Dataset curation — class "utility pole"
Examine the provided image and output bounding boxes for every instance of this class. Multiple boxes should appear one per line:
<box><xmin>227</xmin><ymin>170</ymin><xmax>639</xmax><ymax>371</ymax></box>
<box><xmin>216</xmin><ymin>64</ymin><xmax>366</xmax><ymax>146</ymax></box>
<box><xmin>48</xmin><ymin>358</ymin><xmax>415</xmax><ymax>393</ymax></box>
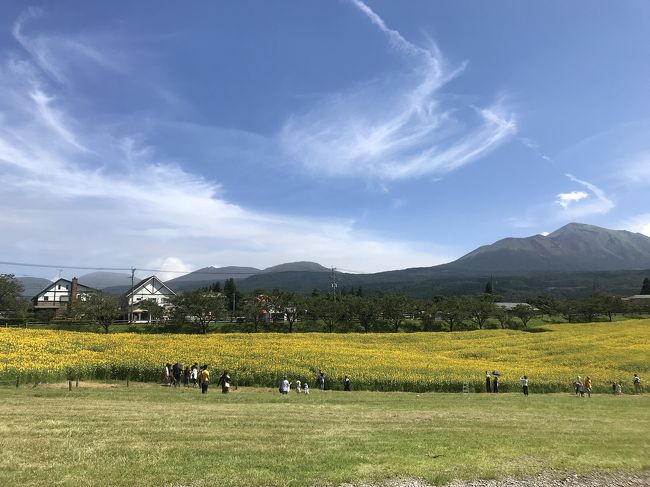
<box><xmin>129</xmin><ymin>267</ymin><xmax>135</xmax><ymax>324</ymax></box>
<box><xmin>232</xmin><ymin>290</ymin><xmax>236</xmax><ymax>322</ymax></box>
<box><xmin>330</xmin><ymin>267</ymin><xmax>338</xmax><ymax>299</ymax></box>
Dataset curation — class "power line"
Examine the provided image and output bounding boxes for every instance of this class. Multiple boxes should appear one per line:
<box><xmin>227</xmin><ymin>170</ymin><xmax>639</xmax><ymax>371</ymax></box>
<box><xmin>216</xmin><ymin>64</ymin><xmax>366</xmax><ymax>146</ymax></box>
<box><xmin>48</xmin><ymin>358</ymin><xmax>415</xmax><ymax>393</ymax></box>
<box><xmin>0</xmin><ymin>260</ymin><xmax>355</xmax><ymax>277</ymax></box>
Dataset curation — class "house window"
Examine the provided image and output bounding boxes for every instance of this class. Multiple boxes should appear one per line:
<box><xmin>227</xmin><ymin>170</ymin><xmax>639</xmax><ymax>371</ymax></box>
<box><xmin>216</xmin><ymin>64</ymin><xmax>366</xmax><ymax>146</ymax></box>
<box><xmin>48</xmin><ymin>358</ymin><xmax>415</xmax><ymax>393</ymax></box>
<box><xmin>137</xmin><ymin>297</ymin><xmax>142</xmax><ymax>301</ymax></box>
<box><xmin>43</xmin><ymin>296</ymin><xmax>49</xmax><ymax>301</ymax></box>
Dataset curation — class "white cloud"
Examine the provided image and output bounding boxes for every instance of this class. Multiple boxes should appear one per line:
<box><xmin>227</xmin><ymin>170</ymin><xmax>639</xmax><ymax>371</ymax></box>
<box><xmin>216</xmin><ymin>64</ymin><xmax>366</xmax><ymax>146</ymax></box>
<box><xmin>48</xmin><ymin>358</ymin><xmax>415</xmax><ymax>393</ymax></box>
<box><xmin>0</xmin><ymin>12</ymin><xmax>457</xmax><ymax>274</ymax></box>
<box><xmin>554</xmin><ymin>174</ymin><xmax>614</xmax><ymax>217</ymax></box>
<box><xmin>556</xmin><ymin>190</ymin><xmax>588</xmax><ymax>209</ymax></box>
<box><xmin>279</xmin><ymin>0</ymin><xmax>516</xmax><ymax>181</ymax></box>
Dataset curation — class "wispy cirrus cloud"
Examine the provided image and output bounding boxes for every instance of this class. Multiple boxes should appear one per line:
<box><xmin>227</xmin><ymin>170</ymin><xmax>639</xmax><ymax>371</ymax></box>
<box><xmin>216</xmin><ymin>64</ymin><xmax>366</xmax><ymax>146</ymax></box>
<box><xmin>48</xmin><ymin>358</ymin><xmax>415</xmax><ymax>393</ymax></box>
<box><xmin>279</xmin><ymin>0</ymin><xmax>516</xmax><ymax>181</ymax></box>
<box><xmin>0</xmin><ymin>8</ymin><xmax>457</xmax><ymax>274</ymax></box>
<box><xmin>12</xmin><ymin>7</ymin><xmax>123</xmax><ymax>83</ymax></box>
<box><xmin>555</xmin><ymin>173</ymin><xmax>614</xmax><ymax>217</ymax></box>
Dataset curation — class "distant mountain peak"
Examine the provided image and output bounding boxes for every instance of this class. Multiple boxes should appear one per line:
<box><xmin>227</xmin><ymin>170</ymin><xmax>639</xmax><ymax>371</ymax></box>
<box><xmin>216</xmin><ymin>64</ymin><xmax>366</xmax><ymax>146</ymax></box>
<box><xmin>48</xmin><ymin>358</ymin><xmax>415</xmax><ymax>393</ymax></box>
<box><xmin>262</xmin><ymin>261</ymin><xmax>328</xmax><ymax>273</ymax></box>
<box><xmin>452</xmin><ymin>222</ymin><xmax>650</xmax><ymax>274</ymax></box>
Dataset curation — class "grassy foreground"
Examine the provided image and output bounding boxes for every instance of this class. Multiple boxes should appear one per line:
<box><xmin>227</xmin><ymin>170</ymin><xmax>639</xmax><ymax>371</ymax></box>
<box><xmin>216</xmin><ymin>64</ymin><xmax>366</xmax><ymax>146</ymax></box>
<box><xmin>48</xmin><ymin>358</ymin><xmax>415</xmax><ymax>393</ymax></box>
<box><xmin>1</xmin><ymin>384</ymin><xmax>648</xmax><ymax>487</ymax></box>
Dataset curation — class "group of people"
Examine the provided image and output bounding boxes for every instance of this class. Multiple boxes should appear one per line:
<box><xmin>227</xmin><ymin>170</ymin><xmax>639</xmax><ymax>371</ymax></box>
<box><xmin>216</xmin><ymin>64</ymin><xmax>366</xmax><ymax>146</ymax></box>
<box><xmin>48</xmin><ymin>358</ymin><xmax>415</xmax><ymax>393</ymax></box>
<box><xmin>163</xmin><ymin>363</ymin><xmax>230</xmax><ymax>394</ymax></box>
<box><xmin>163</xmin><ymin>364</ymin><xmax>642</xmax><ymax>396</ymax></box>
<box><xmin>278</xmin><ymin>370</ymin><xmax>351</xmax><ymax>394</ymax></box>
<box><xmin>279</xmin><ymin>378</ymin><xmax>310</xmax><ymax>394</ymax></box>
<box><xmin>487</xmin><ymin>371</ymin><xmax>643</xmax><ymax>396</ymax></box>
<box><xmin>485</xmin><ymin>371</ymin><xmax>501</xmax><ymax>393</ymax></box>
<box><xmin>573</xmin><ymin>376</ymin><xmax>593</xmax><ymax>397</ymax></box>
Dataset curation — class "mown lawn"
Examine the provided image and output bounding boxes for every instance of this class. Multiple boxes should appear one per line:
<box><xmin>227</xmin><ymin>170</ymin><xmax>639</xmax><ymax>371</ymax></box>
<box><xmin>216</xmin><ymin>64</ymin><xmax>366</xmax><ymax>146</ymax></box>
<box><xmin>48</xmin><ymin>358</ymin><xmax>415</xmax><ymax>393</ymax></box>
<box><xmin>0</xmin><ymin>383</ymin><xmax>648</xmax><ymax>487</ymax></box>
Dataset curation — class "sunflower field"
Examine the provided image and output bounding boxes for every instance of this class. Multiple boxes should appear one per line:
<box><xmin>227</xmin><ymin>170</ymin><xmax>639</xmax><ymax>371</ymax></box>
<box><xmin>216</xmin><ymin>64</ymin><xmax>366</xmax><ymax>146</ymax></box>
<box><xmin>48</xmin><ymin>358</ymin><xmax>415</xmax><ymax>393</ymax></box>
<box><xmin>1</xmin><ymin>320</ymin><xmax>648</xmax><ymax>393</ymax></box>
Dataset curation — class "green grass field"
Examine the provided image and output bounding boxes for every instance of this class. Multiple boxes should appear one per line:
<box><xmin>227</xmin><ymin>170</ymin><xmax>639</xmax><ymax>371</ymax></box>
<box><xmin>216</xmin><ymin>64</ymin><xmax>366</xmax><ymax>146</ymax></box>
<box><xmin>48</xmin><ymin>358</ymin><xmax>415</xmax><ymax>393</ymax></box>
<box><xmin>1</xmin><ymin>383</ymin><xmax>648</xmax><ymax>487</ymax></box>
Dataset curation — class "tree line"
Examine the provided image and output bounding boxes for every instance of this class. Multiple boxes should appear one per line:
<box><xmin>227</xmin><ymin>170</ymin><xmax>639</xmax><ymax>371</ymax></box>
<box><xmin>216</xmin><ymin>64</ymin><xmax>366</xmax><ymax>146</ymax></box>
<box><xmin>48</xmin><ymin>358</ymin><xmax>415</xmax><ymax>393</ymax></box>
<box><xmin>2</xmin><ymin>274</ymin><xmax>650</xmax><ymax>334</ymax></box>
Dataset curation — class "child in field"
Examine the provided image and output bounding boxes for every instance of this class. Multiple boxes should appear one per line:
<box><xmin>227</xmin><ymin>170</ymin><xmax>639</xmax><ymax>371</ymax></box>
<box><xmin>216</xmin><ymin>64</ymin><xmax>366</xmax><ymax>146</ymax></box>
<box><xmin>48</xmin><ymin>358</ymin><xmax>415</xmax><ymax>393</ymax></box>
<box><xmin>615</xmin><ymin>382</ymin><xmax>622</xmax><ymax>395</ymax></box>
<box><xmin>303</xmin><ymin>382</ymin><xmax>309</xmax><ymax>395</ymax></box>
<box><xmin>295</xmin><ymin>380</ymin><xmax>301</xmax><ymax>393</ymax></box>
<box><xmin>633</xmin><ymin>374</ymin><xmax>642</xmax><ymax>394</ymax></box>
<box><xmin>585</xmin><ymin>377</ymin><xmax>592</xmax><ymax>398</ymax></box>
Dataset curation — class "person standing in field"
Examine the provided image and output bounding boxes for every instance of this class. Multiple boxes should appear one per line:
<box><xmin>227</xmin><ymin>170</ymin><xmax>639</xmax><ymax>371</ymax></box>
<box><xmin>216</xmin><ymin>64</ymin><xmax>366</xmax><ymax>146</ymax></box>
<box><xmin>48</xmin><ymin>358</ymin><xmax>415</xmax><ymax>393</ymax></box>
<box><xmin>303</xmin><ymin>382</ymin><xmax>310</xmax><ymax>395</ymax></box>
<box><xmin>485</xmin><ymin>371</ymin><xmax>491</xmax><ymax>393</ymax></box>
<box><xmin>318</xmin><ymin>370</ymin><xmax>325</xmax><ymax>391</ymax></box>
<box><xmin>190</xmin><ymin>363</ymin><xmax>198</xmax><ymax>387</ymax></box>
<box><xmin>520</xmin><ymin>375</ymin><xmax>529</xmax><ymax>396</ymax></box>
<box><xmin>182</xmin><ymin>365</ymin><xmax>190</xmax><ymax>387</ymax></box>
<box><xmin>574</xmin><ymin>376</ymin><xmax>584</xmax><ymax>397</ymax></box>
<box><xmin>219</xmin><ymin>370</ymin><xmax>231</xmax><ymax>394</ymax></box>
<box><xmin>279</xmin><ymin>377</ymin><xmax>290</xmax><ymax>394</ymax></box>
<box><xmin>612</xmin><ymin>382</ymin><xmax>617</xmax><ymax>394</ymax></box>
<box><xmin>633</xmin><ymin>374</ymin><xmax>642</xmax><ymax>394</ymax></box>
<box><xmin>295</xmin><ymin>380</ymin><xmax>301</xmax><ymax>393</ymax></box>
<box><xmin>585</xmin><ymin>377</ymin><xmax>592</xmax><ymax>398</ymax></box>
<box><xmin>492</xmin><ymin>375</ymin><xmax>499</xmax><ymax>393</ymax></box>
<box><xmin>199</xmin><ymin>365</ymin><xmax>210</xmax><ymax>394</ymax></box>
<box><xmin>164</xmin><ymin>363</ymin><xmax>172</xmax><ymax>386</ymax></box>
<box><xmin>172</xmin><ymin>362</ymin><xmax>182</xmax><ymax>387</ymax></box>
<box><xmin>344</xmin><ymin>375</ymin><xmax>351</xmax><ymax>391</ymax></box>
<box><xmin>615</xmin><ymin>382</ymin><xmax>622</xmax><ymax>395</ymax></box>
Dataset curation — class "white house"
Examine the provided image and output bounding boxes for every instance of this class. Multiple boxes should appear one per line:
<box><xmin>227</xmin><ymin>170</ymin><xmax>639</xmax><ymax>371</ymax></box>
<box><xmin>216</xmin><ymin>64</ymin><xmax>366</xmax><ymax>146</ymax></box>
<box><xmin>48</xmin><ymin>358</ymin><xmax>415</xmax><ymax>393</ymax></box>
<box><xmin>125</xmin><ymin>275</ymin><xmax>176</xmax><ymax>323</ymax></box>
<box><xmin>32</xmin><ymin>277</ymin><xmax>94</xmax><ymax>315</ymax></box>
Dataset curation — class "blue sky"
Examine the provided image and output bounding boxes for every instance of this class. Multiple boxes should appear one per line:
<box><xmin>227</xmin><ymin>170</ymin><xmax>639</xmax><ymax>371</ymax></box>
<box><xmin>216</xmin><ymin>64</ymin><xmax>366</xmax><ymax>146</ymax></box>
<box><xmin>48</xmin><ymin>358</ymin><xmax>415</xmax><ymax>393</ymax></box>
<box><xmin>1</xmin><ymin>1</ymin><xmax>649</xmax><ymax>280</ymax></box>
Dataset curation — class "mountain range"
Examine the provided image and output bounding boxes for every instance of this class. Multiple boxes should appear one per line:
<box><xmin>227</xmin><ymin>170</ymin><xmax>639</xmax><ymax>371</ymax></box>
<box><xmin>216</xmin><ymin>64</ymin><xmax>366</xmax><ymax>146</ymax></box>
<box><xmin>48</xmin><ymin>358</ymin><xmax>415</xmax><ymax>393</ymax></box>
<box><xmin>15</xmin><ymin>223</ymin><xmax>650</xmax><ymax>299</ymax></box>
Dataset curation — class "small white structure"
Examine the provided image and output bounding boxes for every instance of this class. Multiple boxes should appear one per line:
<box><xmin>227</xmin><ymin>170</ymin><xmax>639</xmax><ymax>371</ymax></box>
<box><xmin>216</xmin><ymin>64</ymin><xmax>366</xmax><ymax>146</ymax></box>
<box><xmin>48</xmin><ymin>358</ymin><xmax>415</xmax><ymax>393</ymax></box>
<box><xmin>495</xmin><ymin>302</ymin><xmax>534</xmax><ymax>310</ymax></box>
<box><xmin>125</xmin><ymin>275</ymin><xmax>176</xmax><ymax>323</ymax></box>
<box><xmin>32</xmin><ymin>277</ymin><xmax>94</xmax><ymax>315</ymax></box>
<box><xmin>622</xmin><ymin>295</ymin><xmax>650</xmax><ymax>302</ymax></box>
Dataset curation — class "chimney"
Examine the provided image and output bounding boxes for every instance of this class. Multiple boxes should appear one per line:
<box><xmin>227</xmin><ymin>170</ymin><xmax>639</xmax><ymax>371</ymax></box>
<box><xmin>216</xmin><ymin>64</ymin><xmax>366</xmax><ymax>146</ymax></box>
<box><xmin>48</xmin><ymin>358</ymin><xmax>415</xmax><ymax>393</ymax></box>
<box><xmin>69</xmin><ymin>277</ymin><xmax>79</xmax><ymax>310</ymax></box>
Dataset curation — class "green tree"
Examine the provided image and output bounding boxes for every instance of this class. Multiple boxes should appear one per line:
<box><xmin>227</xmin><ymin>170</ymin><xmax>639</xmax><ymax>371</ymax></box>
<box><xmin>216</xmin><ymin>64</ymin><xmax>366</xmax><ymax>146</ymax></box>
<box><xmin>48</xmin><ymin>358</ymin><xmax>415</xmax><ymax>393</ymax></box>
<box><xmin>348</xmin><ymin>295</ymin><xmax>380</xmax><ymax>332</ymax></box>
<box><xmin>242</xmin><ymin>294</ymin><xmax>267</xmax><ymax>332</ymax></box>
<box><xmin>171</xmin><ymin>289</ymin><xmax>226</xmax><ymax>334</ymax></box>
<box><xmin>307</xmin><ymin>295</ymin><xmax>346</xmax><ymax>332</ymax></box>
<box><xmin>73</xmin><ymin>292</ymin><xmax>121</xmax><ymax>333</ymax></box>
<box><xmin>223</xmin><ymin>278</ymin><xmax>242</xmax><ymax>318</ymax></box>
<box><xmin>438</xmin><ymin>296</ymin><xmax>467</xmax><ymax>332</ymax></box>
<box><xmin>419</xmin><ymin>301</ymin><xmax>439</xmax><ymax>331</ymax></box>
<box><xmin>208</xmin><ymin>281</ymin><xmax>222</xmax><ymax>293</ymax></box>
<box><xmin>467</xmin><ymin>296</ymin><xmax>497</xmax><ymax>330</ymax></box>
<box><xmin>380</xmin><ymin>294</ymin><xmax>410</xmax><ymax>332</ymax></box>
<box><xmin>591</xmin><ymin>294</ymin><xmax>624</xmax><ymax>322</ymax></box>
<box><xmin>641</xmin><ymin>277</ymin><xmax>650</xmax><ymax>295</ymax></box>
<box><xmin>269</xmin><ymin>289</ymin><xmax>304</xmax><ymax>332</ymax></box>
<box><xmin>138</xmin><ymin>299</ymin><xmax>165</xmax><ymax>324</ymax></box>
<box><xmin>0</xmin><ymin>274</ymin><xmax>25</xmax><ymax>318</ymax></box>
<box><xmin>528</xmin><ymin>296</ymin><xmax>559</xmax><ymax>320</ymax></box>
<box><xmin>493</xmin><ymin>306</ymin><xmax>511</xmax><ymax>329</ymax></box>
<box><xmin>511</xmin><ymin>303</ymin><xmax>536</xmax><ymax>328</ymax></box>
<box><xmin>484</xmin><ymin>280</ymin><xmax>493</xmax><ymax>295</ymax></box>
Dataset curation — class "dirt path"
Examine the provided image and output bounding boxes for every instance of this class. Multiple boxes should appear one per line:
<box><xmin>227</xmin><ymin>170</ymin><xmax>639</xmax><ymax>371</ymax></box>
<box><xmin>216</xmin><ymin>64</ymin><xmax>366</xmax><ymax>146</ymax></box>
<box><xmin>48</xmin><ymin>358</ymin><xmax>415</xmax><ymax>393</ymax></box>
<box><xmin>341</xmin><ymin>472</ymin><xmax>650</xmax><ymax>487</ymax></box>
